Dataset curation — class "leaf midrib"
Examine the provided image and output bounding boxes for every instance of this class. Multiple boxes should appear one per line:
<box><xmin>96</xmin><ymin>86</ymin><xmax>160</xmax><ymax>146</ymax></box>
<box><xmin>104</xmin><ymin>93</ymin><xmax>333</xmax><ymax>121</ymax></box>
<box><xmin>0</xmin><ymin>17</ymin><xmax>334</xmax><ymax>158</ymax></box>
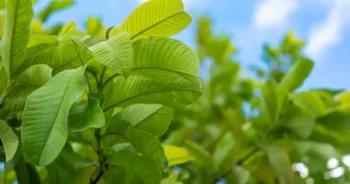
<box><xmin>36</xmin><ymin>74</ymin><xmax>72</xmax><ymax>165</ymax></box>
<box><xmin>131</xmin><ymin>106</ymin><xmax>162</xmax><ymax>127</ymax></box>
<box><xmin>130</xmin><ymin>11</ymin><xmax>185</xmax><ymax>40</ymax></box>
<box><xmin>8</xmin><ymin>0</ymin><xmax>20</xmax><ymax>74</ymax></box>
<box><xmin>132</xmin><ymin>67</ymin><xmax>196</xmax><ymax>78</ymax></box>
<box><xmin>104</xmin><ymin>88</ymin><xmax>201</xmax><ymax>112</ymax></box>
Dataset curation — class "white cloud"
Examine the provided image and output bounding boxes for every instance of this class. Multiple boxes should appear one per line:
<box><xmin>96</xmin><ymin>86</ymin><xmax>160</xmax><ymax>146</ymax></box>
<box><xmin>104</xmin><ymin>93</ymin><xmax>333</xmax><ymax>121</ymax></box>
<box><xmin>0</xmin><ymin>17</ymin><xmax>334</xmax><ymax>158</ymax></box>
<box><xmin>306</xmin><ymin>0</ymin><xmax>350</xmax><ymax>60</ymax></box>
<box><xmin>253</xmin><ymin>0</ymin><xmax>298</xmax><ymax>29</ymax></box>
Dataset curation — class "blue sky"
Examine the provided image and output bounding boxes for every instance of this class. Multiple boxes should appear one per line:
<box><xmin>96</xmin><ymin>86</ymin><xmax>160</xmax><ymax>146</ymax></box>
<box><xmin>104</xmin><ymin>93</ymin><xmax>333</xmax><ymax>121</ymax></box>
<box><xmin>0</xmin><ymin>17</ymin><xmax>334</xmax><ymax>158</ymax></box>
<box><xmin>34</xmin><ymin>0</ymin><xmax>350</xmax><ymax>90</ymax></box>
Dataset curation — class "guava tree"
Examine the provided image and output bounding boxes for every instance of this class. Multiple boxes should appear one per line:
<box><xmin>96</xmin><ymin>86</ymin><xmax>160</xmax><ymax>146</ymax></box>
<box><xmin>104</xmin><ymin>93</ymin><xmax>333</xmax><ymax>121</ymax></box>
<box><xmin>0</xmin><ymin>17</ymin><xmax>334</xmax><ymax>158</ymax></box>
<box><xmin>0</xmin><ymin>0</ymin><xmax>202</xmax><ymax>183</ymax></box>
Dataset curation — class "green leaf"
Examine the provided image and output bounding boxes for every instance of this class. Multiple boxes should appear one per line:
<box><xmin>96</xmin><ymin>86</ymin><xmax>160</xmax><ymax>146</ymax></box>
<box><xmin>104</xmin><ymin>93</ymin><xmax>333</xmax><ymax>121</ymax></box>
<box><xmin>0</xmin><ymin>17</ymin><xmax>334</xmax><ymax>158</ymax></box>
<box><xmin>14</xmin><ymin>156</ymin><xmax>41</xmax><ymax>184</ymax></box>
<box><xmin>22</xmin><ymin>67</ymin><xmax>86</xmax><ymax>166</ymax></box>
<box><xmin>90</xmin><ymin>32</ymin><xmax>133</xmax><ymax>76</ymax></box>
<box><xmin>317</xmin><ymin>109</ymin><xmax>350</xmax><ymax>132</ymax></box>
<box><xmin>213</xmin><ymin>132</ymin><xmax>235</xmax><ymax>172</ymax></box>
<box><xmin>38</xmin><ymin>0</ymin><xmax>75</xmax><ymax>22</ymax></box>
<box><xmin>260</xmin><ymin>80</ymin><xmax>278</xmax><ymax>124</ymax></box>
<box><xmin>0</xmin><ymin>63</ymin><xmax>9</xmax><ymax>95</ymax></box>
<box><xmin>68</xmin><ymin>97</ymin><xmax>105</xmax><ymax>132</ymax></box>
<box><xmin>28</xmin><ymin>35</ymin><xmax>58</xmax><ymax>48</ymax></box>
<box><xmin>108</xmin><ymin>150</ymin><xmax>162</xmax><ymax>184</ymax></box>
<box><xmin>265</xmin><ymin>145</ymin><xmax>294</xmax><ymax>184</ymax></box>
<box><xmin>0</xmin><ymin>120</ymin><xmax>19</xmax><ymax>161</ymax></box>
<box><xmin>278</xmin><ymin>58</ymin><xmax>314</xmax><ymax>95</ymax></box>
<box><xmin>71</xmin><ymin>37</ymin><xmax>101</xmax><ymax>74</ymax></box>
<box><xmin>284</xmin><ymin>115</ymin><xmax>315</xmax><ymax>139</ymax></box>
<box><xmin>132</xmin><ymin>37</ymin><xmax>200</xmax><ymax>83</ymax></box>
<box><xmin>85</xmin><ymin>17</ymin><xmax>105</xmax><ymax>36</ymax></box>
<box><xmin>163</xmin><ymin>145</ymin><xmax>192</xmax><ymax>167</ymax></box>
<box><xmin>22</xmin><ymin>42</ymin><xmax>80</xmax><ymax>75</ymax></box>
<box><xmin>17</xmin><ymin>64</ymin><xmax>52</xmax><ymax>87</ymax></box>
<box><xmin>0</xmin><ymin>0</ymin><xmax>34</xmax><ymax>76</ymax></box>
<box><xmin>184</xmin><ymin>140</ymin><xmax>214</xmax><ymax>167</ymax></box>
<box><xmin>118</xmin><ymin>104</ymin><xmax>174</xmax><ymax>136</ymax></box>
<box><xmin>103</xmin><ymin>75</ymin><xmax>202</xmax><ymax>111</ymax></box>
<box><xmin>125</xmin><ymin>128</ymin><xmax>165</xmax><ymax>170</ymax></box>
<box><xmin>291</xmin><ymin>91</ymin><xmax>325</xmax><ymax>117</ymax></box>
<box><xmin>110</xmin><ymin>0</ymin><xmax>191</xmax><ymax>41</ymax></box>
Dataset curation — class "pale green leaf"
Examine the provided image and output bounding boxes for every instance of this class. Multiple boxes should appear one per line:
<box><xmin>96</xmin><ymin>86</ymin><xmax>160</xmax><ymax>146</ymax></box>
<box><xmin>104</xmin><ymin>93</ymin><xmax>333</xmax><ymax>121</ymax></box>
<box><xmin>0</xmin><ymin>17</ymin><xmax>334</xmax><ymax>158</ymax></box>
<box><xmin>132</xmin><ymin>37</ymin><xmax>199</xmax><ymax>83</ymax></box>
<box><xmin>110</xmin><ymin>0</ymin><xmax>191</xmax><ymax>41</ymax></box>
<box><xmin>163</xmin><ymin>145</ymin><xmax>192</xmax><ymax>167</ymax></box>
<box><xmin>85</xmin><ymin>17</ymin><xmax>105</xmax><ymax>36</ymax></box>
<box><xmin>17</xmin><ymin>64</ymin><xmax>52</xmax><ymax>87</ymax></box>
<box><xmin>278</xmin><ymin>58</ymin><xmax>314</xmax><ymax>95</ymax></box>
<box><xmin>0</xmin><ymin>120</ymin><xmax>19</xmax><ymax>161</ymax></box>
<box><xmin>22</xmin><ymin>42</ymin><xmax>80</xmax><ymax>75</ymax></box>
<box><xmin>103</xmin><ymin>75</ymin><xmax>202</xmax><ymax>111</ymax></box>
<box><xmin>108</xmin><ymin>150</ymin><xmax>162</xmax><ymax>184</ymax></box>
<box><xmin>118</xmin><ymin>104</ymin><xmax>174</xmax><ymax>136</ymax></box>
<box><xmin>68</xmin><ymin>97</ymin><xmax>105</xmax><ymax>132</ymax></box>
<box><xmin>0</xmin><ymin>0</ymin><xmax>34</xmax><ymax>76</ymax></box>
<box><xmin>38</xmin><ymin>0</ymin><xmax>75</xmax><ymax>22</ymax></box>
<box><xmin>28</xmin><ymin>35</ymin><xmax>58</xmax><ymax>48</ymax></box>
<box><xmin>22</xmin><ymin>67</ymin><xmax>86</xmax><ymax>166</ymax></box>
<box><xmin>71</xmin><ymin>37</ymin><xmax>101</xmax><ymax>74</ymax></box>
<box><xmin>90</xmin><ymin>32</ymin><xmax>133</xmax><ymax>76</ymax></box>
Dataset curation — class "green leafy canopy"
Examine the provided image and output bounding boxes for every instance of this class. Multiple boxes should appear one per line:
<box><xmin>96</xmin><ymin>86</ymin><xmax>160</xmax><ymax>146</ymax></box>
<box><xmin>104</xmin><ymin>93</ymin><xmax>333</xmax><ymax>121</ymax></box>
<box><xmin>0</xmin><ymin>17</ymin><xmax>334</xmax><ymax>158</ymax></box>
<box><xmin>0</xmin><ymin>0</ymin><xmax>201</xmax><ymax>183</ymax></box>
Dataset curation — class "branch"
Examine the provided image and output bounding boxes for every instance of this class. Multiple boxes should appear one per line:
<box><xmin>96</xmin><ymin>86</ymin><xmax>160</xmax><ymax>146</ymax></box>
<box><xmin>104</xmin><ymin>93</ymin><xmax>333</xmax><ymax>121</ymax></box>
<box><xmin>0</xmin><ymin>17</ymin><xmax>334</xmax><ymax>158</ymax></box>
<box><xmin>215</xmin><ymin>147</ymin><xmax>260</xmax><ymax>180</ymax></box>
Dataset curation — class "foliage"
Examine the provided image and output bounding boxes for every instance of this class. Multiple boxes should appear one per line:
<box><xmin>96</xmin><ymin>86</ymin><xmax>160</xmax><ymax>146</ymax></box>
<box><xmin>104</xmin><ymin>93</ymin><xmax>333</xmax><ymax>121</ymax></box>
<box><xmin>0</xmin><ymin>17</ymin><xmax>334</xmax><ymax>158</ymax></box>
<box><xmin>0</xmin><ymin>0</ymin><xmax>349</xmax><ymax>184</ymax></box>
<box><xmin>0</xmin><ymin>0</ymin><xmax>201</xmax><ymax>183</ymax></box>
<box><xmin>163</xmin><ymin>17</ymin><xmax>350</xmax><ymax>184</ymax></box>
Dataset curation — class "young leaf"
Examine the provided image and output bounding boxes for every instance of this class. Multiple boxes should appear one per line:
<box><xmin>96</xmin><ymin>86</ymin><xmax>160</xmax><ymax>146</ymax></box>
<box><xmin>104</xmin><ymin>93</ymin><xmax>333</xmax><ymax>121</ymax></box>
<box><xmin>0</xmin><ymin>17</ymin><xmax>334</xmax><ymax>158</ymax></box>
<box><xmin>0</xmin><ymin>0</ymin><xmax>34</xmax><ymax>77</ymax></box>
<box><xmin>110</xmin><ymin>0</ymin><xmax>191</xmax><ymax>41</ymax></box>
<box><xmin>132</xmin><ymin>37</ymin><xmax>200</xmax><ymax>83</ymax></box>
<box><xmin>68</xmin><ymin>97</ymin><xmax>105</xmax><ymax>132</ymax></box>
<box><xmin>0</xmin><ymin>120</ymin><xmax>19</xmax><ymax>161</ymax></box>
<box><xmin>71</xmin><ymin>37</ymin><xmax>101</xmax><ymax>74</ymax></box>
<box><xmin>103</xmin><ymin>76</ymin><xmax>202</xmax><ymax>111</ymax></box>
<box><xmin>118</xmin><ymin>104</ymin><xmax>174</xmax><ymax>136</ymax></box>
<box><xmin>163</xmin><ymin>145</ymin><xmax>192</xmax><ymax>167</ymax></box>
<box><xmin>108</xmin><ymin>150</ymin><xmax>162</xmax><ymax>184</ymax></box>
<box><xmin>22</xmin><ymin>67</ymin><xmax>85</xmax><ymax>166</ymax></box>
<box><xmin>90</xmin><ymin>32</ymin><xmax>133</xmax><ymax>76</ymax></box>
<box><xmin>38</xmin><ymin>0</ymin><xmax>75</xmax><ymax>22</ymax></box>
<box><xmin>278</xmin><ymin>58</ymin><xmax>314</xmax><ymax>95</ymax></box>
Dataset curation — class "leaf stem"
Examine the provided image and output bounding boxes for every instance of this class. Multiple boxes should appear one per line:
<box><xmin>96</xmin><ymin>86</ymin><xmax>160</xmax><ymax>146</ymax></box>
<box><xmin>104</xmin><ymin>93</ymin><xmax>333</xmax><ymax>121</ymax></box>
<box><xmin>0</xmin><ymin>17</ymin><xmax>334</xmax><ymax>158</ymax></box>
<box><xmin>90</xmin><ymin>129</ymin><xmax>105</xmax><ymax>184</ymax></box>
<box><xmin>101</xmin><ymin>73</ymin><xmax>120</xmax><ymax>88</ymax></box>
